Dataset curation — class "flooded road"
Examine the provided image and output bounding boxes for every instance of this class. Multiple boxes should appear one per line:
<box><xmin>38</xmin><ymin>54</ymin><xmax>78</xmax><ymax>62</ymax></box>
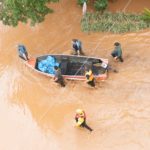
<box><xmin>0</xmin><ymin>0</ymin><xmax>150</xmax><ymax>150</ymax></box>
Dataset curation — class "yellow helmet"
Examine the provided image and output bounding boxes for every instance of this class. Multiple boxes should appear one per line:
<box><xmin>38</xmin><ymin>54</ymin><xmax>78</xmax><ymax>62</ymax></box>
<box><xmin>76</xmin><ymin>109</ymin><xmax>83</xmax><ymax>114</ymax></box>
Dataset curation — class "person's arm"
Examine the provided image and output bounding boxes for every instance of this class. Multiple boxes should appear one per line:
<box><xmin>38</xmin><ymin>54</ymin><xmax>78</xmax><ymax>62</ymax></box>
<box><xmin>54</xmin><ymin>76</ymin><xmax>58</xmax><ymax>81</ymax></box>
<box><xmin>114</xmin><ymin>49</ymin><xmax>118</xmax><ymax>60</ymax></box>
<box><xmin>112</xmin><ymin>47</ymin><xmax>118</xmax><ymax>60</ymax></box>
<box><xmin>114</xmin><ymin>56</ymin><xmax>118</xmax><ymax>60</ymax></box>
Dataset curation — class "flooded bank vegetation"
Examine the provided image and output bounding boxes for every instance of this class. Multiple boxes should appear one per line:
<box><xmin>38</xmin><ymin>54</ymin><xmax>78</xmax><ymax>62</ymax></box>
<box><xmin>81</xmin><ymin>0</ymin><xmax>150</xmax><ymax>33</ymax></box>
<box><xmin>81</xmin><ymin>10</ymin><xmax>150</xmax><ymax>33</ymax></box>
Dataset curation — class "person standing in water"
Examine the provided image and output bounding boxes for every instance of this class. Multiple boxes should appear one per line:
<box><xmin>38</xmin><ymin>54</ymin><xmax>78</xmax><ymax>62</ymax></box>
<box><xmin>71</xmin><ymin>39</ymin><xmax>83</xmax><ymax>55</ymax></box>
<box><xmin>54</xmin><ymin>66</ymin><xmax>65</xmax><ymax>87</ymax></box>
<box><xmin>75</xmin><ymin>109</ymin><xmax>93</xmax><ymax>132</ymax></box>
<box><xmin>111</xmin><ymin>42</ymin><xmax>124</xmax><ymax>62</ymax></box>
<box><xmin>18</xmin><ymin>44</ymin><xmax>29</xmax><ymax>61</ymax></box>
<box><xmin>85</xmin><ymin>68</ymin><xmax>95</xmax><ymax>87</ymax></box>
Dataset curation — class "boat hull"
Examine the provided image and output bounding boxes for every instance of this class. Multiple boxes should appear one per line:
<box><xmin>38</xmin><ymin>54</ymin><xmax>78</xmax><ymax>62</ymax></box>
<box><xmin>20</xmin><ymin>54</ymin><xmax>108</xmax><ymax>81</ymax></box>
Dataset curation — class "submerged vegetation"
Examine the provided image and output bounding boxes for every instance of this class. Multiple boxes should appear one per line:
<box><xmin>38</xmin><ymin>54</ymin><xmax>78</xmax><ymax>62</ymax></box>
<box><xmin>142</xmin><ymin>8</ymin><xmax>150</xmax><ymax>23</ymax></box>
<box><xmin>81</xmin><ymin>11</ymin><xmax>150</xmax><ymax>33</ymax></box>
<box><xmin>94</xmin><ymin>0</ymin><xmax>108</xmax><ymax>13</ymax></box>
<box><xmin>78</xmin><ymin>0</ymin><xmax>108</xmax><ymax>13</ymax></box>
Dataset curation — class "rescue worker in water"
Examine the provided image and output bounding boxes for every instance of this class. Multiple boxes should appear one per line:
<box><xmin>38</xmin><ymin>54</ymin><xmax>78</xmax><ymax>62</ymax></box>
<box><xmin>85</xmin><ymin>69</ymin><xmax>95</xmax><ymax>87</ymax></box>
<box><xmin>75</xmin><ymin>109</ymin><xmax>93</xmax><ymax>132</ymax></box>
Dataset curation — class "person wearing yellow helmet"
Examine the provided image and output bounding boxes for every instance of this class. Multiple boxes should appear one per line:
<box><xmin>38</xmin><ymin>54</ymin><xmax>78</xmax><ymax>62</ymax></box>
<box><xmin>75</xmin><ymin>109</ymin><xmax>93</xmax><ymax>132</ymax></box>
<box><xmin>75</xmin><ymin>109</ymin><xmax>86</xmax><ymax>126</ymax></box>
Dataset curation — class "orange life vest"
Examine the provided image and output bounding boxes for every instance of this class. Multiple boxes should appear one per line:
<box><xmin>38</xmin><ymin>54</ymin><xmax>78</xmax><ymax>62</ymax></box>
<box><xmin>85</xmin><ymin>70</ymin><xmax>94</xmax><ymax>81</ymax></box>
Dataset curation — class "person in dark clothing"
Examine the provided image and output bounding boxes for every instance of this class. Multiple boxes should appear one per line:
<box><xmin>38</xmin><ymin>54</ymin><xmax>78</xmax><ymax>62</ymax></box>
<box><xmin>111</xmin><ymin>42</ymin><xmax>124</xmax><ymax>62</ymax></box>
<box><xmin>71</xmin><ymin>39</ymin><xmax>83</xmax><ymax>55</ymax></box>
<box><xmin>75</xmin><ymin>109</ymin><xmax>93</xmax><ymax>132</ymax></box>
<box><xmin>18</xmin><ymin>44</ymin><xmax>29</xmax><ymax>61</ymax></box>
<box><xmin>54</xmin><ymin>66</ymin><xmax>65</xmax><ymax>87</ymax></box>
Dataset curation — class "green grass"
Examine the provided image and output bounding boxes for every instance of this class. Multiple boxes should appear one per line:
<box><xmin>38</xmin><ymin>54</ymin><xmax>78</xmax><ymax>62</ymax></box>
<box><xmin>81</xmin><ymin>12</ymin><xmax>150</xmax><ymax>33</ymax></box>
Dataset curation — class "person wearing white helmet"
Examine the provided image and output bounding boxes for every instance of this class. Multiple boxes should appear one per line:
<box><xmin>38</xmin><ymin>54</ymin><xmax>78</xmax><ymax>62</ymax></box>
<box><xmin>75</xmin><ymin>109</ymin><xmax>93</xmax><ymax>132</ymax></box>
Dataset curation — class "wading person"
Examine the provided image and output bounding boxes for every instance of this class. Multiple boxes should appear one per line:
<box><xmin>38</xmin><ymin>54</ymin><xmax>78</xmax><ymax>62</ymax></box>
<box><xmin>54</xmin><ymin>66</ymin><xmax>65</xmax><ymax>87</ymax></box>
<box><xmin>111</xmin><ymin>42</ymin><xmax>124</xmax><ymax>62</ymax></box>
<box><xmin>18</xmin><ymin>44</ymin><xmax>29</xmax><ymax>61</ymax></box>
<box><xmin>85</xmin><ymin>68</ymin><xmax>95</xmax><ymax>87</ymax></box>
<box><xmin>71</xmin><ymin>39</ymin><xmax>83</xmax><ymax>55</ymax></box>
<box><xmin>75</xmin><ymin>109</ymin><xmax>93</xmax><ymax>132</ymax></box>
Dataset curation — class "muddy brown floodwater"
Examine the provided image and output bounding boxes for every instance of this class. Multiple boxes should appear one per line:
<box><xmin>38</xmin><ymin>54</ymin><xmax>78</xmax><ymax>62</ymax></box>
<box><xmin>0</xmin><ymin>0</ymin><xmax>150</xmax><ymax>150</ymax></box>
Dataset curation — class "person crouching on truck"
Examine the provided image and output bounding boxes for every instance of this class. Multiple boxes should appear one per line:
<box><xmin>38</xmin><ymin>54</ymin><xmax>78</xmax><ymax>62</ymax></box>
<box><xmin>54</xmin><ymin>66</ymin><xmax>65</xmax><ymax>87</ymax></box>
<box><xmin>85</xmin><ymin>68</ymin><xmax>95</xmax><ymax>87</ymax></box>
<box><xmin>18</xmin><ymin>44</ymin><xmax>29</xmax><ymax>61</ymax></box>
<box><xmin>75</xmin><ymin>109</ymin><xmax>93</xmax><ymax>132</ymax></box>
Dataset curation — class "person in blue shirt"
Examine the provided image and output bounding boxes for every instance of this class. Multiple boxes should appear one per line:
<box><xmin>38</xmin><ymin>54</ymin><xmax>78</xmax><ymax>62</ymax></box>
<box><xmin>111</xmin><ymin>42</ymin><xmax>124</xmax><ymax>62</ymax></box>
<box><xmin>18</xmin><ymin>45</ymin><xmax>29</xmax><ymax>61</ymax></box>
<box><xmin>71</xmin><ymin>39</ymin><xmax>83</xmax><ymax>55</ymax></box>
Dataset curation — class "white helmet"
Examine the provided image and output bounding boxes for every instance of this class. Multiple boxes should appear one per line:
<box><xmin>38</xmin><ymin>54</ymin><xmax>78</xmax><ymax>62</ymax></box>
<box><xmin>76</xmin><ymin>109</ymin><xmax>83</xmax><ymax>114</ymax></box>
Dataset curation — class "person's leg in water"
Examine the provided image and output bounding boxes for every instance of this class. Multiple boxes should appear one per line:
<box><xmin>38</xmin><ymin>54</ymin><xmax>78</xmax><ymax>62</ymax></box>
<box><xmin>55</xmin><ymin>78</ymin><xmax>65</xmax><ymax>87</ymax></box>
<box><xmin>60</xmin><ymin>79</ymin><xmax>65</xmax><ymax>87</ymax></box>
<box><xmin>117</xmin><ymin>56</ymin><xmax>124</xmax><ymax>62</ymax></box>
<box><xmin>81</xmin><ymin>121</ymin><xmax>93</xmax><ymax>132</ymax></box>
<box><xmin>73</xmin><ymin>49</ymin><xmax>78</xmax><ymax>55</ymax></box>
<box><xmin>59</xmin><ymin>78</ymin><xmax>65</xmax><ymax>87</ymax></box>
<box><xmin>87</xmin><ymin>79</ymin><xmax>95</xmax><ymax>87</ymax></box>
<box><xmin>111</xmin><ymin>51</ymin><xmax>123</xmax><ymax>62</ymax></box>
<box><xmin>77</xmin><ymin>50</ymin><xmax>81</xmax><ymax>56</ymax></box>
<box><xmin>78</xmin><ymin>46</ymin><xmax>84</xmax><ymax>55</ymax></box>
<box><xmin>75</xmin><ymin>118</ymin><xmax>93</xmax><ymax>132</ymax></box>
<box><xmin>25</xmin><ymin>51</ymin><xmax>29</xmax><ymax>60</ymax></box>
